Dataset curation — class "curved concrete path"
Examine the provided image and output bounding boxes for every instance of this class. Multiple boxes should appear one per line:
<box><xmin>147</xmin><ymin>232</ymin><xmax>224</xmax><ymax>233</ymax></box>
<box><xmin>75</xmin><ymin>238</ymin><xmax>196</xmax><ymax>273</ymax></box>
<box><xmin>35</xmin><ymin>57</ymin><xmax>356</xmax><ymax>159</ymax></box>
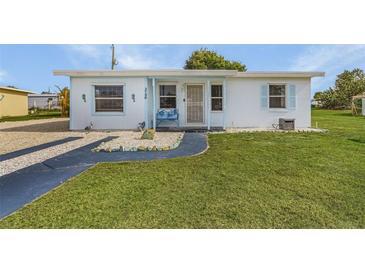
<box><xmin>0</xmin><ymin>133</ymin><xmax>207</xmax><ymax>219</ymax></box>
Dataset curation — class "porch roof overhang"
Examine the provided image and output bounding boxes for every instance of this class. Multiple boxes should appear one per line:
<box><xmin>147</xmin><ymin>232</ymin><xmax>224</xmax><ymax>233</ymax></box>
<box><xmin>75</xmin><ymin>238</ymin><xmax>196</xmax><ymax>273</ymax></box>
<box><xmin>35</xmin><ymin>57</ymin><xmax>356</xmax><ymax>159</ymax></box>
<box><xmin>53</xmin><ymin>69</ymin><xmax>325</xmax><ymax>79</ymax></box>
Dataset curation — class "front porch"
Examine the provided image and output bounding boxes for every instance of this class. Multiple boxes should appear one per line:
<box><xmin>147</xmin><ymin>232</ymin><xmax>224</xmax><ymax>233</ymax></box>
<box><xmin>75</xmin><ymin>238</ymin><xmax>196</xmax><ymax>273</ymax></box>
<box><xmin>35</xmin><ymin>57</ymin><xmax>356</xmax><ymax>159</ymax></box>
<box><xmin>145</xmin><ymin>76</ymin><xmax>227</xmax><ymax>131</ymax></box>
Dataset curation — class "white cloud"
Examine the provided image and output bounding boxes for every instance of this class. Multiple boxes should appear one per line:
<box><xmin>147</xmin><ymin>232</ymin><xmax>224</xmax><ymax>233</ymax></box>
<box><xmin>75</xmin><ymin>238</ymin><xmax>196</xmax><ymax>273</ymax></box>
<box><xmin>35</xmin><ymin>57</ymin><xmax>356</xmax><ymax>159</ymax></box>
<box><xmin>0</xmin><ymin>69</ymin><xmax>7</xmax><ymax>82</ymax></box>
<box><xmin>62</xmin><ymin>45</ymin><xmax>109</xmax><ymax>68</ymax></box>
<box><xmin>117</xmin><ymin>54</ymin><xmax>156</xmax><ymax>69</ymax></box>
<box><xmin>290</xmin><ymin>45</ymin><xmax>365</xmax><ymax>93</ymax></box>
<box><xmin>291</xmin><ymin>45</ymin><xmax>365</xmax><ymax>72</ymax></box>
<box><xmin>67</xmin><ymin>45</ymin><xmax>105</xmax><ymax>60</ymax></box>
<box><xmin>115</xmin><ymin>45</ymin><xmax>164</xmax><ymax>69</ymax></box>
<box><xmin>64</xmin><ymin>44</ymin><xmax>164</xmax><ymax>69</ymax></box>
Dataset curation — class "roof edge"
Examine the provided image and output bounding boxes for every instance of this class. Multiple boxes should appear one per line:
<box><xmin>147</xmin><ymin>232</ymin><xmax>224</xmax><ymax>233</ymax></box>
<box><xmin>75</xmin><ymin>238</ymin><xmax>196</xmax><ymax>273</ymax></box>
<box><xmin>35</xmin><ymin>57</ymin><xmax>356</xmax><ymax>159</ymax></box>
<box><xmin>0</xmin><ymin>86</ymin><xmax>34</xmax><ymax>94</ymax></box>
<box><xmin>53</xmin><ymin>69</ymin><xmax>325</xmax><ymax>78</ymax></box>
<box><xmin>234</xmin><ymin>71</ymin><xmax>325</xmax><ymax>78</ymax></box>
<box><xmin>53</xmin><ymin>69</ymin><xmax>238</xmax><ymax>77</ymax></box>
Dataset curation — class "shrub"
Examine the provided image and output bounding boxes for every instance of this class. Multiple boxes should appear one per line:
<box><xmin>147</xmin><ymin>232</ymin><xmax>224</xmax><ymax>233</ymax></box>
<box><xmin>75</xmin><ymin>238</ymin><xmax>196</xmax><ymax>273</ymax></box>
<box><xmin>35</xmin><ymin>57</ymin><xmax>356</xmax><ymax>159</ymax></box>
<box><xmin>141</xmin><ymin>129</ymin><xmax>155</xmax><ymax>140</ymax></box>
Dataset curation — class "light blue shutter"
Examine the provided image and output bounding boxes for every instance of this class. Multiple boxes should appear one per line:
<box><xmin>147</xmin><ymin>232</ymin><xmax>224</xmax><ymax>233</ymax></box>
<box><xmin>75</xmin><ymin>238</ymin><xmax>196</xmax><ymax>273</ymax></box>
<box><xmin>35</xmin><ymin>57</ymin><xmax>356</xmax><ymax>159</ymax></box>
<box><xmin>260</xmin><ymin>85</ymin><xmax>268</xmax><ymax>109</ymax></box>
<box><xmin>288</xmin><ymin>85</ymin><xmax>296</xmax><ymax>109</ymax></box>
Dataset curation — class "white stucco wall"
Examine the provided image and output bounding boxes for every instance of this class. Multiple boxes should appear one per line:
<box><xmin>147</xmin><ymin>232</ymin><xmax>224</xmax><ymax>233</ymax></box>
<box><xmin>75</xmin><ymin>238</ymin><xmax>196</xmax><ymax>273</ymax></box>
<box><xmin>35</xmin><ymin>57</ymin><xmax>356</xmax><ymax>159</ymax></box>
<box><xmin>362</xmin><ymin>98</ymin><xmax>365</xmax><ymax>116</ymax></box>
<box><xmin>70</xmin><ymin>77</ymin><xmax>146</xmax><ymax>130</ymax></box>
<box><xmin>210</xmin><ymin>112</ymin><xmax>224</xmax><ymax>127</ymax></box>
<box><xmin>225</xmin><ymin>77</ymin><xmax>311</xmax><ymax>128</ymax></box>
<box><xmin>70</xmin><ymin>76</ymin><xmax>312</xmax><ymax>130</ymax></box>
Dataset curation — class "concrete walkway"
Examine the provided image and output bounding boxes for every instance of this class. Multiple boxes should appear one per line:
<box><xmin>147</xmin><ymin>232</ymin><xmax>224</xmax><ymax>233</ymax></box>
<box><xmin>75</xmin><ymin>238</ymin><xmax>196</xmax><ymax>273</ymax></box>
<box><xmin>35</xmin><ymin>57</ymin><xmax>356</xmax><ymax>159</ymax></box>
<box><xmin>0</xmin><ymin>133</ymin><xmax>207</xmax><ymax>219</ymax></box>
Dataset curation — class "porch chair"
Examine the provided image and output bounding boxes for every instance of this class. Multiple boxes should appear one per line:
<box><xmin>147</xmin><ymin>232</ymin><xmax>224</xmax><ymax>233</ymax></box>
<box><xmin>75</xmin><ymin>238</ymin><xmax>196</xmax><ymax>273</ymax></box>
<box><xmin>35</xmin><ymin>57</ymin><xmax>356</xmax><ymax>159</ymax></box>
<box><xmin>156</xmin><ymin>108</ymin><xmax>179</xmax><ymax>127</ymax></box>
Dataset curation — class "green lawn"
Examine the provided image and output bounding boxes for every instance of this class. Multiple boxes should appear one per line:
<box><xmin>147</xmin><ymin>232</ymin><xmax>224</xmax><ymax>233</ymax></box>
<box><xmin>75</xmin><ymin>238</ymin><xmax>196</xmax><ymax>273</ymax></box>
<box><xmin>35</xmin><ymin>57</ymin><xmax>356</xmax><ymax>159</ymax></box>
<box><xmin>1</xmin><ymin>109</ymin><xmax>364</xmax><ymax>228</ymax></box>
<box><xmin>0</xmin><ymin>110</ymin><xmax>61</xmax><ymax>122</ymax></box>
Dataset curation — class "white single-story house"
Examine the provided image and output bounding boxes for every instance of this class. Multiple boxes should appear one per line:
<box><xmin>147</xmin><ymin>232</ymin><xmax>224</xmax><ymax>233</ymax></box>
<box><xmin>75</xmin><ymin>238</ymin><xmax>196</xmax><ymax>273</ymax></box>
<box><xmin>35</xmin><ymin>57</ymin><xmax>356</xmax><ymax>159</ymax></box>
<box><xmin>53</xmin><ymin>70</ymin><xmax>325</xmax><ymax>130</ymax></box>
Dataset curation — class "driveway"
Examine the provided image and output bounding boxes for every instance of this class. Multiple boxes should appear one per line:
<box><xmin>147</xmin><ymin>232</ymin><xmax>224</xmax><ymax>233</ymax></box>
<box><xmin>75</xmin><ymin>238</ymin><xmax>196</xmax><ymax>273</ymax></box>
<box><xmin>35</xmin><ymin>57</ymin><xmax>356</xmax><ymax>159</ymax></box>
<box><xmin>0</xmin><ymin>118</ymin><xmax>72</xmax><ymax>154</ymax></box>
<box><xmin>0</xmin><ymin>133</ymin><xmax>208</xmax><ymax>219</ymax></box>
<box><xmin>0</xmin><ymin>118</ymin><xmax>112</xmax><ymax>175</ymax></box>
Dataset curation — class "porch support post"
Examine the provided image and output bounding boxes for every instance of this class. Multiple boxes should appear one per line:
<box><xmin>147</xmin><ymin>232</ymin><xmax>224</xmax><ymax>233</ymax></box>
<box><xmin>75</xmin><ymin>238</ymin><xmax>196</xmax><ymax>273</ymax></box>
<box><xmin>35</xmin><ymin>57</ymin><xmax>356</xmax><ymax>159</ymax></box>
<box><xmin>144</xmin><ymin>77</ymin><xmax>148</xmax><ymax>128</ymax></box>
<box><xmin>207</xmin><ymin>80</ymin><xmax>211</xmax><ymax>130</ymax></box>
<box><xmin>223</xmin><ymin>79</ymin><xmax>227</xmax><ymax>130</ymax></box>
<box><xmin>152</xmin><ymin>78</ymin><xmax>156</xmax><ymax>130</ymax></box>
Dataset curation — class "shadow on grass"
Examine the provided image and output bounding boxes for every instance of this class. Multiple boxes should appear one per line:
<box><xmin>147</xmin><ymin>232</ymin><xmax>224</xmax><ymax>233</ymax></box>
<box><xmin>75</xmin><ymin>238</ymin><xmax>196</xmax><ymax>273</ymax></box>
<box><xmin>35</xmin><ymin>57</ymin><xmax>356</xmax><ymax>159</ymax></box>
<box><xmin>347</xmin><ymin>137</ymin><xmax>365</xmax><ymax>144</ymax></box>
<box><xmin>333</xmin><ymin>112</ymin><xmax>354</xmax><ymax>117</ymax></box>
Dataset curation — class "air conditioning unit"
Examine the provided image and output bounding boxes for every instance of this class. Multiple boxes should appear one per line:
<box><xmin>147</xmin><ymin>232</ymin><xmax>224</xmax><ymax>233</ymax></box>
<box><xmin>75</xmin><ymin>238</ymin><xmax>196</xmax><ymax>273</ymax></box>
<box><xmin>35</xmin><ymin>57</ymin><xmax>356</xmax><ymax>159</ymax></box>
<box><xmin>279</xmin><ymin>118</ymin><xmax>295</xmax><ymax>130</ymax></box>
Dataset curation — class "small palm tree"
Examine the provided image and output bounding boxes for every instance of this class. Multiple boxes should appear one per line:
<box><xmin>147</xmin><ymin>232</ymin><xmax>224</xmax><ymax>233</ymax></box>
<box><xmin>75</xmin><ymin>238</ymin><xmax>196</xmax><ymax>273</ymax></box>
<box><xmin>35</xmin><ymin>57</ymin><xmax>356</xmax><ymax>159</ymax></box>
<box><xmin>56</xmin><ymin>86</ymin><xmax>70</xmax><ymax>117</ymax></box>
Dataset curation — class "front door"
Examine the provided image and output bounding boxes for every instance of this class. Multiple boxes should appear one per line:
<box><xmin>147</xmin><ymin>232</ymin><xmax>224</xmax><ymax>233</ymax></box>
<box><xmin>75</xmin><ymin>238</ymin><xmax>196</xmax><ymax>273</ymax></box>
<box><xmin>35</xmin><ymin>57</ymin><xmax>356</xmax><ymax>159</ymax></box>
<box><xmin>186</xmin><ymin>85</ymin><xmax>204</xmax><ymax>124</ymax></box>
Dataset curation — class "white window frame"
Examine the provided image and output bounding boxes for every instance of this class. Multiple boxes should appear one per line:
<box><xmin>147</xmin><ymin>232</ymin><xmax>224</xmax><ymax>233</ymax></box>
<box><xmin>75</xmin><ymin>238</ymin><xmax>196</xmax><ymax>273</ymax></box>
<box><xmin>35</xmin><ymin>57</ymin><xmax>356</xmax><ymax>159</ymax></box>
<box><xmin>159</xmin><ymin>84</ymin><xmax>177</xmax><ymax>109</ymax></box>
<box><xmin>268</xmin><ymin>83</ymin><xmax>287</xmax><ymax>110</ymax></box>
<box><xmin>211</xmin><ymin>84</ymin><xmax>223</xmax><ymax>112</ymax></box>
<box><xmin>92</xmin><ymin>83</ymin><xmax>126</xmax><ymax>116</ymax></box>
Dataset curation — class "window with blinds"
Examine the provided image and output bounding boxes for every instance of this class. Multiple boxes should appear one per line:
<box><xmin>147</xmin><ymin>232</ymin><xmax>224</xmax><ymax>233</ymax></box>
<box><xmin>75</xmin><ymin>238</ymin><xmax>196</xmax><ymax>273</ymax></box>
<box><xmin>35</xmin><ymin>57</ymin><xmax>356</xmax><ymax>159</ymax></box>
<box><xmin>159</xmin><ymin>85</ymin><xmax>176</xmax><ymax>108</ymax></box>
<box><xmin>94</xmin><ymin>85</ymin><xmax>123</xmax><ymax>112</ymax></box>
<box><xmin>269</xmin><ymin>84</ymin><xmax>286</xmax><ymax>108</ymax></box>
<box><xmin>211</xmin><ymin>85</ymin><xmax>223</xmax><ymax>111</ymax></box>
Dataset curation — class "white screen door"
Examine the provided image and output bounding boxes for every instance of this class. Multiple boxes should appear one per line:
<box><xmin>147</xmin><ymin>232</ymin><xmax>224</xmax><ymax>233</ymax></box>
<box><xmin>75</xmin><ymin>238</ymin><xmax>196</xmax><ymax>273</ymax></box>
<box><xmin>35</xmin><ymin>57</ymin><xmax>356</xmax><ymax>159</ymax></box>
<box><xmin>186</xmin><ymin>85</ymin><xmax>204</xmax><ymax>124</ymax></box>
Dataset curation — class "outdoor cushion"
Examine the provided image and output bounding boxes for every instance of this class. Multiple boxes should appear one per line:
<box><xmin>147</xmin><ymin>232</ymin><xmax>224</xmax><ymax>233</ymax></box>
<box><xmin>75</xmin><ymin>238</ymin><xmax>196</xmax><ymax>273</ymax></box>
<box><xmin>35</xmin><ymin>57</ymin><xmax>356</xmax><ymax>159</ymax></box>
<box><xmin>157</xmin><ymin>109</ymin><xmax>168</xmax><ymax>119</ymax></box>
<box><xmin>157</xmin><ymin>109</ymin><xmax>178</xmax><ymax>119</ymax></box>
<box><xmin>167</xmin><ymin>109</ymin><xmax>178</xmax><ymax>119</ymax></box>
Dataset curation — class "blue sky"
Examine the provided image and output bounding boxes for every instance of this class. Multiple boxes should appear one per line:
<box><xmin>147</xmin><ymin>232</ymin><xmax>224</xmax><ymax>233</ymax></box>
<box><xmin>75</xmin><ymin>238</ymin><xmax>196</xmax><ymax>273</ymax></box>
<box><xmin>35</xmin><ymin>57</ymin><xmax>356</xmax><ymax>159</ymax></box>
<box><xmin>1</xmin><ymin>44</ymin><xmax>365</xmax><ymax>96</ymax></box>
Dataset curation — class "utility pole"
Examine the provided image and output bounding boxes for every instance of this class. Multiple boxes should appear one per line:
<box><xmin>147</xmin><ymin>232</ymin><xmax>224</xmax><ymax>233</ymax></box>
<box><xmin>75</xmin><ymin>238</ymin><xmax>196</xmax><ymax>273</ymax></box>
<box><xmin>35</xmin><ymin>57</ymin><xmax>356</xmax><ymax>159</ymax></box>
<box><xmin>111</xmin><ymin>44</ymin><xmax>118</xmax><ymax>70</ymax></box>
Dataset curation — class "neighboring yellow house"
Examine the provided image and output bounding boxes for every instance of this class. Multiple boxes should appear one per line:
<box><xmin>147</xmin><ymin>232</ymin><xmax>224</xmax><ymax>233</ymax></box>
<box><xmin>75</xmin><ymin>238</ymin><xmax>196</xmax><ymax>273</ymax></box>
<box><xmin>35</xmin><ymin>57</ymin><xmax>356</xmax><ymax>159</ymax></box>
<box><xmin>0</xmin><ymin>86</ymin><xmax>33</xmax><ymax>118</ymax></box>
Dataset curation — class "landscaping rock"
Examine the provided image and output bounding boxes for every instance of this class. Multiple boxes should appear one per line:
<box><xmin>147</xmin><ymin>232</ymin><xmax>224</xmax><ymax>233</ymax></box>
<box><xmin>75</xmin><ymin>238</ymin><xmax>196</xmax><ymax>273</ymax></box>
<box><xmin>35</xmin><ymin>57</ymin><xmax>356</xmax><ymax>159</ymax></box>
<box><xmin>93</xmin><ymin>132</ymin><xmax>184</xmax><ymax>153</ymax></box>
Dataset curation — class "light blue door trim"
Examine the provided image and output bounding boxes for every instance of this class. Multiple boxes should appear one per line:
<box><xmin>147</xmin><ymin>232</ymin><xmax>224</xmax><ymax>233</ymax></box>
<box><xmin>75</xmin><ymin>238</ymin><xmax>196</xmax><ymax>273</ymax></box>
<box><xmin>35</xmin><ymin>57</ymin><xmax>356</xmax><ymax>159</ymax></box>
<box><xmin>144</xmin><ymin>77</ymin><xmax>148</xmax><ymax>128</ymax></box>
<box><xmin>152</xmin><ymin>78</ymin><xmax>156</xmax><ymax>130</ymax></box>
